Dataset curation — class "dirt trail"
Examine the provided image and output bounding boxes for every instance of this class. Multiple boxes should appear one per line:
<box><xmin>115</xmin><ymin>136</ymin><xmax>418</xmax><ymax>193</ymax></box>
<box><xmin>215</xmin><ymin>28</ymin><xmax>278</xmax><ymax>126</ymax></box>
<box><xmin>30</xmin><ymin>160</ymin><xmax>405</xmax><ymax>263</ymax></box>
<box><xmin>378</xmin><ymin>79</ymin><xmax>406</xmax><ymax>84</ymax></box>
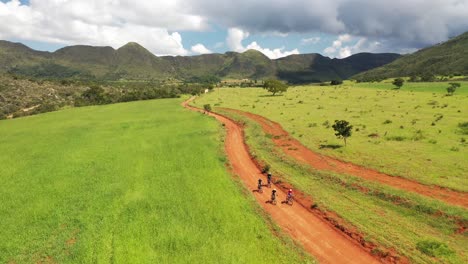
<box><xmin>220</xmin><ymin>107</ymin><xmax>468</xmax><ymax>208</ymax></box>
<box><xmin>183</xmin><ymin>99</ymin><xmax>381</xmax><ymax>264</ymax></box>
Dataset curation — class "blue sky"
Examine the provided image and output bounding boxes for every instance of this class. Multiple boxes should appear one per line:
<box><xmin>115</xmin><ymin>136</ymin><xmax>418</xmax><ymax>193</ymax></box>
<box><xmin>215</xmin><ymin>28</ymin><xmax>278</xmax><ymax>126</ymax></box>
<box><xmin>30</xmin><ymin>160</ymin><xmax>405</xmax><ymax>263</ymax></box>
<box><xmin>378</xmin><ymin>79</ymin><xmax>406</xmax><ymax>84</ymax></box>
<box><xmin>1</xmin><ymin>0</ymin><xmax>467</xmax><ymax>58</ymax></box>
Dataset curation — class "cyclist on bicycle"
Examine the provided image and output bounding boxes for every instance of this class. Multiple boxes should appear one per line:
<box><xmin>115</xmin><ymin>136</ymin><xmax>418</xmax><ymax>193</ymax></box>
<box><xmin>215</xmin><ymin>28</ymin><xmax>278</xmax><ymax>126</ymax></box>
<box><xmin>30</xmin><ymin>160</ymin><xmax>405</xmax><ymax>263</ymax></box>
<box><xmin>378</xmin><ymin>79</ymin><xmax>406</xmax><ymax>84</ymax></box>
<box><xmin>271</xmin><ymin>189</ymin><xmax>277</xmax><ymax>201</ymax></box>
<box><xmin>287</xmin><ymin>189</ymin><xmax>293</xmax><ymax>200</ymax></box>
<box><xmin>267</xmin><ymin>172</ymin><xmax>272</xmax><ymax>186</ymax></box>
<box><xmin>258</xmin><ymin>179</ymin><xmax>263</xmax><ymax>191</ymax></box>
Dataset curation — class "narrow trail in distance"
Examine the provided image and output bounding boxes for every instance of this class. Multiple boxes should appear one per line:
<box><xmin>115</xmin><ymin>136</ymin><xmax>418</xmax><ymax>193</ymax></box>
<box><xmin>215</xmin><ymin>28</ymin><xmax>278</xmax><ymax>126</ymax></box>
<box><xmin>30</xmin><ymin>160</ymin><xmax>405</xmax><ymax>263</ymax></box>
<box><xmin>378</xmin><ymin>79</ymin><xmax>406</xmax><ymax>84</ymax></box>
<box><xmin>220</xmin><ymin>107</ymin><xmax>468</xmax><ymax>208</ymax></box>
<box><xmin>183</xmin><ymin>99</ymin><xmax>381</xmax><ymax>264</ymax></box>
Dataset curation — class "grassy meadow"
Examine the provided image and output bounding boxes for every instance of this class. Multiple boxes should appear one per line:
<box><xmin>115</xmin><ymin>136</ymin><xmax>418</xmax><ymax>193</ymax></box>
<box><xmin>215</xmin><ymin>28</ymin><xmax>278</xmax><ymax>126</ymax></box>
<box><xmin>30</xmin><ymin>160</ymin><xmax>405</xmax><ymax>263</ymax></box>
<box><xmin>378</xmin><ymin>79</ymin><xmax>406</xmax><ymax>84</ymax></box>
<box><xmin>205</xmin><ymin>105</ymin><xmax>468</xmax><ymax>264</ymax></box>
<box><xmin>195</xmin><ymin>82</ymin><xmax>468</xmax><ymax>191</ymax></box>
<box><xmin>0</xmin><ymin>98</ymin><xmax>312</xmax><ymax>263</ymax></box>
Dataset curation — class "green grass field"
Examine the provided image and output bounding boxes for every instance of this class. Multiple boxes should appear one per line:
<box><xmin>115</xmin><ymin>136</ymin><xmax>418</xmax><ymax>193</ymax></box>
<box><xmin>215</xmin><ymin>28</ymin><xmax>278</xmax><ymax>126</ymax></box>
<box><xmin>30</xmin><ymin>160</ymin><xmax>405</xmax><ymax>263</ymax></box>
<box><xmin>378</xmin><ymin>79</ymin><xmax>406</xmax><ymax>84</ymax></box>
<box><xmin>206</xmin><ymin>106</ymin><xmax>468</xmax><ymax>264</ymax></box>
<box><xmin>0</xmin><ymin>98</ymin><xmax>312</xmax><ymax>263</ymax></box>
<box><xmin>196</xmin><ymin>82</ymin><xmax>468</xmax><ymax>191</ymax></box>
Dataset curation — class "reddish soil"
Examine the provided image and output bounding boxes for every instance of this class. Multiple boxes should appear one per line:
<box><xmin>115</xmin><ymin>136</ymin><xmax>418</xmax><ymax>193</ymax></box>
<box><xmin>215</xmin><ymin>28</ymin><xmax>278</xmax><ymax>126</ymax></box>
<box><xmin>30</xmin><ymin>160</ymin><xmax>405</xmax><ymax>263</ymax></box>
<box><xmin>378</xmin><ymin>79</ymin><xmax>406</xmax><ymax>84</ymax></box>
<box><xmin>183</xmin><ymin>99</ymin><xmax>386</xmax><ymax>264</ymax></box>
<box><xmin>220</xmin><ymin>107</ymin><xmax>468</xmax><ymax>209</ymax></box>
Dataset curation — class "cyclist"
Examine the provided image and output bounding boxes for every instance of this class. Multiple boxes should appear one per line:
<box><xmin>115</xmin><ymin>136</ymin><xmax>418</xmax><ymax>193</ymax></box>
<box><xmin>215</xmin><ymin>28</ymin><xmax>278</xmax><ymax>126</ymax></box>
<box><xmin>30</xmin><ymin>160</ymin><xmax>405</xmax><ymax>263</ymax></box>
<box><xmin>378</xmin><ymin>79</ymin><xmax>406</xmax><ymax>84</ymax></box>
<box><xmin>257</xmin><ymin>179</ymin><xmax>263</xmax><ymax>192</ymax></box>
<box><xmin>271</xmin><ymin>189</ymin><xmax>277</xmax><ymax>202</ymax></box>
<box><xmin>287</xmin><ymin>188</ymin><xmax>293</xmax><ymax>201</ymax></box>
<box><xmin>267</xmin><ymin>172</ymin><xmax>272</xmax><ymax>187</ymax></box>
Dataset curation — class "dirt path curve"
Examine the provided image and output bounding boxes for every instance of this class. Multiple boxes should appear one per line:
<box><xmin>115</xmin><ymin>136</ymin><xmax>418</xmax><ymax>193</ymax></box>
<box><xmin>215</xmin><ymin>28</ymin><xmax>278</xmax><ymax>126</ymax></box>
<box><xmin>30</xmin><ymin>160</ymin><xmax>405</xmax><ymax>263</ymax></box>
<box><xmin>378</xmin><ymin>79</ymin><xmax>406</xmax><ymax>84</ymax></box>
<box><xmin>183</xmin><ymin>98</ymin><xmax>380</xmax><ymax>264</ymax></box>
<box><xmin>220</xmin><ymin>107</ymin><xmax>468</xmax><ymax>208</ymax></box>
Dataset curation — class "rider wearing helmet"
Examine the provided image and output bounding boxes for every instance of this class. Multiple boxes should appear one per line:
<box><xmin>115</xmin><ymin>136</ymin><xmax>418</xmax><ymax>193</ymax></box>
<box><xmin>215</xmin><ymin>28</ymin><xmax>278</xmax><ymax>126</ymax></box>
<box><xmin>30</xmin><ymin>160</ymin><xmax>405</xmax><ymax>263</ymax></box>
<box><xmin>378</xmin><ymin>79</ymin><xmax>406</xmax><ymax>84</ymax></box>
<box><xmin>271</xmin><ymin>188</ymin><xmax>277</xmax><ymax>201</ymax></box>
<box><xmin>267</xmin><ymin>172</ymin><xmax>272</xmax><ymax>186</ymax></box>
<box><xmin>258</xmin><ymin>179</ymin><xmax>263</xmax><ymax>191</ymax></box>
<box><xmin>287</xmin><ymin>189</ymin><xmax>293</xmax><ymax>200</ymax></box>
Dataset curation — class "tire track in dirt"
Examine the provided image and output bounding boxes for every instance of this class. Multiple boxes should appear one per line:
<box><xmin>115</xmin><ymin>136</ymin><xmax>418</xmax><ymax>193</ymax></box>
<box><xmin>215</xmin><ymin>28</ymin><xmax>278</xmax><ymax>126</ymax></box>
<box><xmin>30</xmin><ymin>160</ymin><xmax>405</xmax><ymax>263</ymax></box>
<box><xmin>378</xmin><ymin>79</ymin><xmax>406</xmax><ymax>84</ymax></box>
<box><xmin>183</xmin><ymin>98</ymin><xmax>382</xmax><ymax>264</ymax></box>
<box><xmin>219</xmin><ymin>107</ymin><xmax>468</xmax><ymax>208</ymax></box>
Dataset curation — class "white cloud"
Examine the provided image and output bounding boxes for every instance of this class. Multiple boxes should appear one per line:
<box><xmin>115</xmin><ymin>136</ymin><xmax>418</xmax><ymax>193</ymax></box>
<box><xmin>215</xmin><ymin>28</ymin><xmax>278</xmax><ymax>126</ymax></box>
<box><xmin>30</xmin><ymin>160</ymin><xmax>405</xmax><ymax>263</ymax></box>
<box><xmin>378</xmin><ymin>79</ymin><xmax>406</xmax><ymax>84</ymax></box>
<box><xmin>0</xmin><ymin>0</ymin><xmax>196</xmax><ymax>55</ymax></box>
<box><xmin>1</xmin><ymin>0</ymin><xmax>467</xmax><ymax>56</ymax></box>
<box><xmin>324</xmin><ymin>34</ymin><xmax>393</xmax><ymax>58</ymax></box>
<box><xmin>226</xmin><ymin>28</ymin><xmax>299</xmax><ymax>59</ymax></box>
<box><xmin>246</xmin><ymin>42</ymin><xmax>299</xmax><ymax>59</ymax></box>
<box><xmin>301</xmin><ymin>37</ymin><xmax>321</xmax><ymax>45</ymax></box>
<box><xmin>191</xmin><ymin>43</ymin><xmax>212</xmax><ymax>54</ymax></box>
<box><xmin>324</xmin><ymin>34</ymin><xmax>354</xmax><ymax>58</ymax></box>
<box><xmin>226</xmin><ymin>27</ymin><xmax>250</xmax><ymax>52</ymax></box>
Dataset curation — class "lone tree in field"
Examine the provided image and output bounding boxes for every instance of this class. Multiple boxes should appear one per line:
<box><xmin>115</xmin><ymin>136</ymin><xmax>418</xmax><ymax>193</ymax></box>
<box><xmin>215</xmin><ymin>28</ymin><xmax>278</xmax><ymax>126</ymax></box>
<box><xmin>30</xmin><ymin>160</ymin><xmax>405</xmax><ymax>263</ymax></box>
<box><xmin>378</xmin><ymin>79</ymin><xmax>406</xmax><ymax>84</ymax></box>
<box><xmin>263</xmin><ymin>79</ymin><xmax>288</xmax><ymax>96</ymax></box>
<box><xmin>203</xmin><ymin>104</ymin><xmax>212</xmax><ymax>113</ymax></box>
<box><xmin>332</xmin><ymin>120</ymin><xmax>353</xmax><ymax>146</ymax></box>
<box><xmin>392</xmin><ymin>78</ymin><xmax>404</xmax><ymax>89</ymax></box>
<box><xmin>447</xmin><ymin>82</ymin><xmax>460</xmax><ymax>96</ymax></box>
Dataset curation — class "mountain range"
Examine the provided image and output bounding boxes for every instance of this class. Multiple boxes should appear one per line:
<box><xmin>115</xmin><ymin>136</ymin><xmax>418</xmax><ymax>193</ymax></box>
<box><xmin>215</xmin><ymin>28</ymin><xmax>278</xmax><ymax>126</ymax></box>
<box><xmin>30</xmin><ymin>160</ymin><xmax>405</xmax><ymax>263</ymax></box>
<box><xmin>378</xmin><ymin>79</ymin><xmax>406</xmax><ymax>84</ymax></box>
<box><xmin>353</xmin><ymin>31</ymin><xmax>468</xmax><ymax>81</ymax></box>
<box><xmin>0</xmin><ymin>40</ymin><xmax>399</xmax><ymax>83</ymax></box>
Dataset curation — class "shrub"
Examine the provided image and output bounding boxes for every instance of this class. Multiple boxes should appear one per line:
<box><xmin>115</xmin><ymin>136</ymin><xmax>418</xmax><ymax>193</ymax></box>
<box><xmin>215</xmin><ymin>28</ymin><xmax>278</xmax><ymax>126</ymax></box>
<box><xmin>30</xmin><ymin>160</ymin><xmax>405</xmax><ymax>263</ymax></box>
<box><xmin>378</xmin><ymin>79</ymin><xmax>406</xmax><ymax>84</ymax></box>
<box><xmin>261</xmin><ymin>164</ymin><xmax>271</xmax><ymax>173</ymax></box>
<box><xmin>457</xmin><ymin>122</ymin><xmax>468</xmax><ymax>135</ymax></box>
<box><xmin>386</xmin><ymin>136</ymin><xmax>406</xmax><ymax>141</ymax></box>
<box><xmin>416</xmin><ymin>240</ymin><xmax>454</xmax><ymax>257</ymax></box>
<box><xmin>203</xmin><ymin>104</ymin><xmax>212</xmax><ymax>112</ymax></box>
<box><xmin>383</xmin><ymin>120</ymin><xmax>392</xmax><ymax>124</ymax></box>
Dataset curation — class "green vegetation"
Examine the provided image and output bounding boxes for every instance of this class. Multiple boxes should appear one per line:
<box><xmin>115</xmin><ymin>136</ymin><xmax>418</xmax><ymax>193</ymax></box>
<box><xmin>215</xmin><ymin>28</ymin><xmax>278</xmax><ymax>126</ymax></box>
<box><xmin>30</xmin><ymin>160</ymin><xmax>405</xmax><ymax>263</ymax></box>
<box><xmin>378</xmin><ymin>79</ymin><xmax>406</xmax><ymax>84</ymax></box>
<box><xmin>447</xmin><ymin>82</ymin><xmax>461</xmax><ymax>96</ymax></box>
<box><xmin>194</xmin><ymin>83</ymin><xmax>468</xmax><ymax>191</ymax></box>
<box><xmin>200</xmin><ymin>107</ymin><xmax>468</xmax><ymax>264</ymax></box>
<box><xmin>354</xmin><ymin>32</ymin><xmax>468</xmax><ymax>81</ymax></box>
<box><xmin>203</xmin><ymin>104</ymin><xmax>212</xmax><ymax>112</ymax></box>
<box><xmin>263</xmin><ymin>79</ymin><xmax>289</xmax><ymax>95</ymax></box>
<box><xmin>0</xmin><ymin>40</ymin><xmax>399</xmax><ymax>83</ymax></box>
<box><xmin>332</xmin><ymin>120</ymin><xmax>353</xmax><ymax>146</ymax></box>
<box><xmin>0</xmin><ymin>75</ymin><xmax>217</xmax><ymax>119</ymax></box>
<box><xmin>0</xmin><ymin>98</ymin><xmax>311</xmax><ymax>263</ymax></box>
<box><xmin>392</xmin><ymin>78</ymin><xmax>404</xmax><ymax>89</ymax></box>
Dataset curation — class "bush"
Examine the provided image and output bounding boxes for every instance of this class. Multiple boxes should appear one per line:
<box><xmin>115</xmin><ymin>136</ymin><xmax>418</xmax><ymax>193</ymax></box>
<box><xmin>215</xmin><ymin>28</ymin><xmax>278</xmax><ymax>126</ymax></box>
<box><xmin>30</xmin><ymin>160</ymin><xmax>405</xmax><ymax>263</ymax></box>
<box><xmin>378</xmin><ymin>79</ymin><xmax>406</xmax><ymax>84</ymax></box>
<box><xmin>383</xmin><ymin>119</ymin><xmax>392</xmax><ymax>124</ymax></box>
<box><xmin>203</xmin><ymin>104</ymin><xmax>212</xmax><ymax>112</ymax></box>
<box><xmin>416</xmin><ymin>240</ymin><xmax>454</xmax><ymax>257</ymax></box>
<box><xmin>457</xmin><ymin>122</ymin><xmax>468</xmax><ymax>135</ymax></box>
<box><xmin>261</xmin><ymin>164</ymin><xmax>270</xmax><ymax>173</ymax></box>
<box><xmin>386</xmin><ymin>136</ymin><xmax>406</xmax><ymax>141</ymax></box>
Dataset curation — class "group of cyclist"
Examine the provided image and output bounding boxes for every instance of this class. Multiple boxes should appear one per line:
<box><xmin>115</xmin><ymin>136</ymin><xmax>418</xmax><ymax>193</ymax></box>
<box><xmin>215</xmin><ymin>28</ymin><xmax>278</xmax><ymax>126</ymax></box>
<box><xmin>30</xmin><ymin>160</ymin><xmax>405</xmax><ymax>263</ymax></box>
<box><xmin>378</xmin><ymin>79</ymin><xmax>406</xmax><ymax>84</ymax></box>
<box><xmin>257</xmin><ymin>172</ymin><xmax>294</xmax><ymax>205</ymax></box>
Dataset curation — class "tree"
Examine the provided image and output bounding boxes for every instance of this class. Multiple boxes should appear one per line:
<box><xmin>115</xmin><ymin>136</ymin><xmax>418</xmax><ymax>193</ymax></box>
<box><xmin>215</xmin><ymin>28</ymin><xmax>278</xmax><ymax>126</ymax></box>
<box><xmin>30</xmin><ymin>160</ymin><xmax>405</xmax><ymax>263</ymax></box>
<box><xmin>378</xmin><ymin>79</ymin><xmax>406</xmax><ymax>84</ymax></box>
<box><xmin>421</xmin><ymin>72</ymin><xmax>435</xmax><ymax>82</ymax></box>
<box><xmin>203</xmin><ymin>104</ymin><xmax>212</xmax><ymax>112</ymax></box>
<box><xmin>332</xmin><ymin>120</ymin><xmax>353</xmax><ymax>146</ymax></box>
<box><xmin>392</xmin><ymin>78</ymin><xmax>404</xmax><ymax>89</ymax></box>
<box><xmin>330</xmin><ymin>80</ymin><xmax>343</xmax><ymax>85</ymax></box>
<box><xmin>447</xmin><ymin>82</ymin><xmax>460</xmax><ymax>96</ymax></box>
<box><xmin>81</xmin><ymin>85</ymin><xmax>107</xmax><ymax>104</ymax></box>
<box><xmin>263</xmin><ymin>79</ymin><xmax>288</xmax><ymax>96</ymax></box>
<box><xmin>447</xmin><ymin>83</ymin><xmax>460</xmax><ymax>96</ymax></box>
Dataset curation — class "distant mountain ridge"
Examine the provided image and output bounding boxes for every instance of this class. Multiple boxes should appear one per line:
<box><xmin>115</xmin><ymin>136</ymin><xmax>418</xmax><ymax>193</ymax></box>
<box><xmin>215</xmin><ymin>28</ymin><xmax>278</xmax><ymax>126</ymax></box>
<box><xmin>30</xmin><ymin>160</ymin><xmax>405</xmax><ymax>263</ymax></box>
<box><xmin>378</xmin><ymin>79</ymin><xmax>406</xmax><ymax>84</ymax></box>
<box><xmin>0</xmin><ymin>40</ymin><xmax>400</xmax><ymax>83</ymax></box>
<box><xmin>353</xmin><ymin>31</ymin><xmax>468</xmax><ymax>81</ymax></box>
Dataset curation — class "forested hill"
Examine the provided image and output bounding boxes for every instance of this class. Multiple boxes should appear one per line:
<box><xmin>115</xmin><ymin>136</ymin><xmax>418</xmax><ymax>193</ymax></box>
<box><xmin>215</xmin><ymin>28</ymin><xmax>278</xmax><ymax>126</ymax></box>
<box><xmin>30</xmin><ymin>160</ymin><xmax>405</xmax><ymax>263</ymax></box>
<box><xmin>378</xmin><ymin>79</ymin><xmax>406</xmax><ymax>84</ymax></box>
<box><xmin>353</xmin><ymin>31</ymin><xmax>468</xmax><ymax>81</ymax></box>
<box><xmin>0</xmin><ymin>40</ymin><xmax>399</xmax><ymax>83</ymax></box>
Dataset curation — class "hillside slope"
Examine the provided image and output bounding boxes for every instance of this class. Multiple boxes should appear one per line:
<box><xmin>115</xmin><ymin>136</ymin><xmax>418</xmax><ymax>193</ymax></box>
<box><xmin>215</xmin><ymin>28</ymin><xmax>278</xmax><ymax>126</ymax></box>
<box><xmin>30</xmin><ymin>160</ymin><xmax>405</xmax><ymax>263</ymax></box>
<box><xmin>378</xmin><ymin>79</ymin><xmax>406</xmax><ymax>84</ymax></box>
<box><xmin>353</xmin><ymin>31</ymin><xmax>468</xmax><ymax>80</ymax></box>
<box><xmin>0</xmin><ymin>40</ymin><xmax>399</xmax><ymax>82</ymax></box>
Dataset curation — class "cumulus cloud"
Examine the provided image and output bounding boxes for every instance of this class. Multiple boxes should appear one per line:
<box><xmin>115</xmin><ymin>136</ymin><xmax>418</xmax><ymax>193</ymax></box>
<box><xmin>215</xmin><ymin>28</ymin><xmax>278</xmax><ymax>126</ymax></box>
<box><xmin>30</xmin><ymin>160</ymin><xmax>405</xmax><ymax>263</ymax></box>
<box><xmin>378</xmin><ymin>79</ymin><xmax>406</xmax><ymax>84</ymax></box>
<box><xmin>1</xmin><ymin>0</ymin><xmax>467</xmax><ymax>57</ymax></box>
<box><xmin>226</xmin><ymin>28</ymin><xmax>299</xmax><ymax>59</ymax></box>
<box><xmin>323</xmin><ymin>34</ymin><xmax>407</xmax><ymax>58</ymax></box>
<box><xmin>191</xmin><ymin>43</ymin><xmax>212</xmax><ymax>54</ymax></box>
<box><xmin>301</xmin><ymin>37</ymin><xmax>321</xmax><ymax>45</ymax></box>
<box><xmin>186</xmin><ymin>0</ymin><xmax>468</xmax><ymax>49</ymax></box>
<box><xmin>0</xmin><ymin>0</ymin><xmax>198</xmax><ymax>55</ymax></box>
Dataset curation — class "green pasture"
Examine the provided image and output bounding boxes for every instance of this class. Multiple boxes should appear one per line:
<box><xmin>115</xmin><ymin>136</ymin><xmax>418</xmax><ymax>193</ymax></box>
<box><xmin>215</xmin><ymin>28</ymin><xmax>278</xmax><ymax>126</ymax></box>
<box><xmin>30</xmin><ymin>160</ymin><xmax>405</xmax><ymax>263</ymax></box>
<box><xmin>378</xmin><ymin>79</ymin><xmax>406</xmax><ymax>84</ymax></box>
<box><xmin>0</xmin><ymin>98</ymin><xmax>311</xmax><ymax>263</ymax></box>
<box><xmin>346</xmin><ymin>80</ymin><xmax>468</xmax><ymax>94</ymax></box>
<box><xmin>211</xmin><ymin>108</ymin><xmax>468</xmax><ymax>264</ymax></box>
<box><xmin>196</xmin><ymin>84</ymin><xmax>468</xmax><ymax>191</ymax></box>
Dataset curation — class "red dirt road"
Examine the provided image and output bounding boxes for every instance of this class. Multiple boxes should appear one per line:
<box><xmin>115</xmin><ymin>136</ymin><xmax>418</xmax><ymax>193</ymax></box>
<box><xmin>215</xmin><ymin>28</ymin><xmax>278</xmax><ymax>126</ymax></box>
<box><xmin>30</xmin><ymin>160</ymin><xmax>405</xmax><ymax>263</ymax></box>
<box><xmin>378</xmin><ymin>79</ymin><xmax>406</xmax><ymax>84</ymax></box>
<box><xmin>220</xmin><ymin>108</ymin><xmax>468</xmax><ymax>208</ymax></box>
<box><xmin>183</xmin><ymin>99</ymin><xmax>380</xmax><ymax>264</ymax></box>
